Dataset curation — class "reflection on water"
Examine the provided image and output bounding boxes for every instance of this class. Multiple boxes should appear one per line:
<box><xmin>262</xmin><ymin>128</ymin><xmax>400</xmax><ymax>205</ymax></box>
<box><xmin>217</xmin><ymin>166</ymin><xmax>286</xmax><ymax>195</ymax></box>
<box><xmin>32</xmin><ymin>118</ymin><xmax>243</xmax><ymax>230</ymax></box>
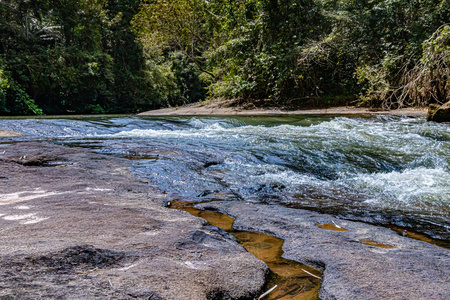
<box><xmin>359</xmin><ymin>239</ymin><xmax>395</xmax><ymax>249</ymax></box>
<box><xmin>234</xmin><ymin>232</ymin><xmax>321</xmax><ymax>300</ymax></box>
<box><xmin>388</xmin><ymin>225</ymin><xmax>449</xmax><ymax>249</ymax></box>
<box><xmin>0</xmin><ymin>114</ymin><xmax>449</xmax><ymax>243</ymax></box>
<box><xmin>314</xmin><ymin>221</ymin><xmax>349</xmax><ymax>232</ymax></box>
<box><xmin>170</xmin><ymin>201</ymin><xmax>321</xmax><ymax>300</ymax></box>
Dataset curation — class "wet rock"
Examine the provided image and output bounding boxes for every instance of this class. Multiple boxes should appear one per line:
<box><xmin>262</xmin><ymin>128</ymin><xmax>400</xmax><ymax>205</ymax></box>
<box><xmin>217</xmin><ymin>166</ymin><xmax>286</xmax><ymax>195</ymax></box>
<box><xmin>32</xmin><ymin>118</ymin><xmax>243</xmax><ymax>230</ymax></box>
<box><xmin>196</xmin><ymin>202</ymin><xmax>450</xmax><ymax>300</ymax></box>
<box><xmin>9</xmin><ymin>155</ymin><xmax>60</xmax><ymax>166</ymax></box>
<box><xmin>427</xmin><ymin>101</ymin><xmax>450</xmax><ymax>122</ymax></box>
<box><xmin>36</xmin><ymin>245</ymin><xmax>129</xmax><ymax>273</ymax></box>
<box><xmin>0</xmin><ymin>142</ymin><xmax>267</xmax><ymax>299</ymax></box>
<box><xmin>203</xmin><ymin>160</ymin><xmax>222</xmax><ymax>168</ymax></box>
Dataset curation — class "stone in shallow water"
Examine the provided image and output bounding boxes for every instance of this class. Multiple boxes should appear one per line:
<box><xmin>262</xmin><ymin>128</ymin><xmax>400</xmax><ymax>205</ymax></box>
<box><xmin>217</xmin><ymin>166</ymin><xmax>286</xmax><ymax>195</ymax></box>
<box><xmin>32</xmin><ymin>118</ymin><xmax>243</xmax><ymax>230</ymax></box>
<box><xmin>427</xmin><ymin>101</ymin><xmax>450</xmax><ymax>122</ymax></box>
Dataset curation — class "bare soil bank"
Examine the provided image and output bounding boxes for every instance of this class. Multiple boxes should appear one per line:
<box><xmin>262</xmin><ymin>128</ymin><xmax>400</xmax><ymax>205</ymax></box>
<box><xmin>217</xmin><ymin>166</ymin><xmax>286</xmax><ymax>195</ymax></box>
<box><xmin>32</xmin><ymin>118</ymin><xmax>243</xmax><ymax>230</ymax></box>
<box><xmin>139</xmin><ymin>100</ymin><xmax>427</xmax><ymax>117</ymax></box>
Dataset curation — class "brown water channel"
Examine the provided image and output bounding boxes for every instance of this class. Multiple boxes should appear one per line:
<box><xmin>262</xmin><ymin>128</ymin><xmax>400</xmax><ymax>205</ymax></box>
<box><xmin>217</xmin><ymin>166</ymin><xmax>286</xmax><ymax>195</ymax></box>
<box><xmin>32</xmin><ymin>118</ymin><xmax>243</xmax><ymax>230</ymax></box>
<box><xmin>170</xmin><ymin>201</ymin><xmax>322</xmax><ymax>300</ymax></box>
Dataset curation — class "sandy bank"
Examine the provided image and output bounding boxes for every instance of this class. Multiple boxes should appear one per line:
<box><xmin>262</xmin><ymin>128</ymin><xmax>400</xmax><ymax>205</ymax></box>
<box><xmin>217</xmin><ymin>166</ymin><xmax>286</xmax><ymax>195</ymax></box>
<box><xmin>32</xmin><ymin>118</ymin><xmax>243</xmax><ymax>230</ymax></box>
<box><xmin>0</xmin><ymin>129</ymin><xmax>25</xmax><ymax>137</ymax></box>
<box><xmin>139</xmin><ymin>101</ymin><xmax>428</xmax><ymax>117</ymax></box>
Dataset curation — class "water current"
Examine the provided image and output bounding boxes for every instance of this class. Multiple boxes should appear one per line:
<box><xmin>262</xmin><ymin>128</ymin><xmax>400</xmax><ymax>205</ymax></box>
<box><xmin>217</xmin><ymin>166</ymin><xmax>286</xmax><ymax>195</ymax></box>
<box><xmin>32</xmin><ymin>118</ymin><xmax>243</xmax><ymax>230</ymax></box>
<box><xmin>1</xmin><ymin>114</ymin><xmax>449</xmax><ymax>242</ymax></box>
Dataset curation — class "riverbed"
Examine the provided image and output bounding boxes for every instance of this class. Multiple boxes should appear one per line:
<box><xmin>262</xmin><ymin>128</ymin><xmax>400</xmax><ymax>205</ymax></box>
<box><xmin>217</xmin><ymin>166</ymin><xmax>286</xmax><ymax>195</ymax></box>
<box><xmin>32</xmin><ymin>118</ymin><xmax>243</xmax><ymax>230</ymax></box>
<box><xmin>1</xmin><ymin>113</ymin><xmax>450</xmax><ymax>299</ymax></box>
<box><xmin>1</xmin><ymin>114</ymin><xmax>449</xmax><ymax>244</ymax></box>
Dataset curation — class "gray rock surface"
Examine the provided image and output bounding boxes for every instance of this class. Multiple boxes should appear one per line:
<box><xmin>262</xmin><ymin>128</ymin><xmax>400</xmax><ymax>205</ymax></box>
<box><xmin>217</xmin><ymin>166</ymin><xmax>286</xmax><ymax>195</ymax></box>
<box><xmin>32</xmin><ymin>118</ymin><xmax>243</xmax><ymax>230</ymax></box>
<box><xmin>196</xmin><ymin>202</ymin><xmax>450</xmax><ymax>300</ymax></box>
<box><xmin>0</xmin><ymin>142</ymin><xmax>267</xmax><ymax>299</ymax></box>
<box><xmin>3</xmin><ymin>140</ymin><xmax>448</xmax><ymax>300</ymax></box>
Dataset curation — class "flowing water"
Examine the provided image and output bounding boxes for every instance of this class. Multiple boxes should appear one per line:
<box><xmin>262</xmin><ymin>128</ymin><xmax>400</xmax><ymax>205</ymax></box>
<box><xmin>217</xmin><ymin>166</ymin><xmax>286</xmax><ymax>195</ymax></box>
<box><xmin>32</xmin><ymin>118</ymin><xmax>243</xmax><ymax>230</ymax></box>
<box><xmin>1</xmin><ymin>114</ymin><xmax>449</xmax><ymax>243</ymax></box>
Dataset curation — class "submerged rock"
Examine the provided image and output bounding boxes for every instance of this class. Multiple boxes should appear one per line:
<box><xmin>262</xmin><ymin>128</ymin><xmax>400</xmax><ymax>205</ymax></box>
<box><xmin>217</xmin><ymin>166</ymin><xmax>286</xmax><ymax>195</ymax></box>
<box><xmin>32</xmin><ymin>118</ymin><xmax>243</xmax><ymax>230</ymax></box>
<box><xmin>427</xmin><ymin>101</ymin><xmax>450</xmax><ymax>122</ymax></box>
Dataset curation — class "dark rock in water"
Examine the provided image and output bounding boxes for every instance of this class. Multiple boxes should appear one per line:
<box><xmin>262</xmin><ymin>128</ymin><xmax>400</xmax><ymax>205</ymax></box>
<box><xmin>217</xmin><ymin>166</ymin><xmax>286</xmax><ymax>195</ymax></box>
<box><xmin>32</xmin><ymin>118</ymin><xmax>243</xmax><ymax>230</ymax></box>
<box><xmin>427</xmin><ymin>101</ymin><xmax>450</xmax><ymax>122</ymax></box>
<box><xmin>203</xmin><ymin>160</ymin><xmax>221</xmax><ymax>168</ymax></box>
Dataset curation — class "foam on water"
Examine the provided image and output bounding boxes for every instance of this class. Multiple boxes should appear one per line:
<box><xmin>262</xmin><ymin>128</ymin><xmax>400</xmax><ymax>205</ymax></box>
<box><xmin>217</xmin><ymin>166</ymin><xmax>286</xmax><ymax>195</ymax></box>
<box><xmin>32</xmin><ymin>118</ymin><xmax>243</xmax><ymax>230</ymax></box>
<box><xmin>1</xmin><ymin>114</ymin><xmax>449</xmax><ymax>239</ymax></box>
<box><xmin>347</xmin><ymin>167</ymin><xmax>450</xmax><ymax>208</ymax></box>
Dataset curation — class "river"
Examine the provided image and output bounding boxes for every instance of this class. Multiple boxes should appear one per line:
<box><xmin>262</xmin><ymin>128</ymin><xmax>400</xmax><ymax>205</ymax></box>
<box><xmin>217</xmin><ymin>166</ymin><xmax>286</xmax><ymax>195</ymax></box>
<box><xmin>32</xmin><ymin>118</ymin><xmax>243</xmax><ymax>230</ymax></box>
<box><xmin>1</xmin><ymin>114</ymin><xmax>449</xmax><ymax>243</ymax></box>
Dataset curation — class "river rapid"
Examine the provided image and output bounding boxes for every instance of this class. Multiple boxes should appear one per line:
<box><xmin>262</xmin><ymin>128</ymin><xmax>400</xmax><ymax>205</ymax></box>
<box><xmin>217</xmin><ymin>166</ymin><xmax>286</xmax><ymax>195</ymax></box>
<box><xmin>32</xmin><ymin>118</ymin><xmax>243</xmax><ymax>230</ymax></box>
<box><xmin>1</xmin><ymin>114</ymin><xmax>449</xmax><ymax>242</ymax></box>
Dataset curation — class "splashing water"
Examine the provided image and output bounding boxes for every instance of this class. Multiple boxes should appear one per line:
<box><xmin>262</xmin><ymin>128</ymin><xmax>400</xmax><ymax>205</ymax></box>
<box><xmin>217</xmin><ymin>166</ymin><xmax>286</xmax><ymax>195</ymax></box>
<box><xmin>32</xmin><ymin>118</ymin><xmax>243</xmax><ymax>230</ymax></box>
<box><xmin>1</xmin><ymin>114</ymin><xmax>449</xmax><ymax>240</ymax></box>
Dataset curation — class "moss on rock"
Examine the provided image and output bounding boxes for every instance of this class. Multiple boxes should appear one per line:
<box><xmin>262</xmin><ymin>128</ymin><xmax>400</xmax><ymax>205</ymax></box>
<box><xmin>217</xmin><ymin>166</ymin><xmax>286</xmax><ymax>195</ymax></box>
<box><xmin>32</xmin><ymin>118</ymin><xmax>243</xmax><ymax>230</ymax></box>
<box><xmin>427</xmin><ymin>102</ymin><xmax>450</xmax><ymax>122</ymax></box>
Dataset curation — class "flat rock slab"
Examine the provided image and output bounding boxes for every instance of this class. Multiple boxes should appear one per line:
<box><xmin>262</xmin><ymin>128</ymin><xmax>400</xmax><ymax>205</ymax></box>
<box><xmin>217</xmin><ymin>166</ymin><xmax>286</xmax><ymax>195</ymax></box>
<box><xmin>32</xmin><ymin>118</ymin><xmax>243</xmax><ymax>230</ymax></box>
<box><xmin>196</xmin><ymin>202</ymin><xmax>450</xmax><ymax>300</ymax></box>
<box><xmin>0</xmin><ymin>129</ymin><xmax>24</xmax><ymax>137</ymax></box>
<box><xmin>0</xmin><ymin>142</ymin><xmax>267</xmax><ymax>299</ymax></box>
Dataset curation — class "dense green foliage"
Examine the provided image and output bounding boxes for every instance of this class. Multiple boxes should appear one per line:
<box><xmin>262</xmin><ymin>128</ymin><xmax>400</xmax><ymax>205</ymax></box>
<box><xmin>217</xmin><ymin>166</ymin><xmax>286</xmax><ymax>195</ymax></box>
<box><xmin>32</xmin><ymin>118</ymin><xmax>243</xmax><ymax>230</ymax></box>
<box><xmin>1</xmin><ymin>0</ymin><xmax>449</xmax><ymax>115</ymax></box>
<box><xmin>134</xmin><ymin>0</ymin><xmax>450</xmax><ymax>109</ymax></box>
<box><xmin>0</xmin><ymin>0</ymin><xmax>199</xmax><ymax>115</ymax></box>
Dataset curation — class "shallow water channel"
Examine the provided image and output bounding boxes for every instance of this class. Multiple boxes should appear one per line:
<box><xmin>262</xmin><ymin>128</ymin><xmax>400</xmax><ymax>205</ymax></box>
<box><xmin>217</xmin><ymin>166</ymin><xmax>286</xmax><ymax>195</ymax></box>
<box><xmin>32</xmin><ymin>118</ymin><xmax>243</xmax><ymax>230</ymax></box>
<box><xmin>169</xmin><ymin>200</ymin><xmax>322</xmax><ymax>299</ymax></box>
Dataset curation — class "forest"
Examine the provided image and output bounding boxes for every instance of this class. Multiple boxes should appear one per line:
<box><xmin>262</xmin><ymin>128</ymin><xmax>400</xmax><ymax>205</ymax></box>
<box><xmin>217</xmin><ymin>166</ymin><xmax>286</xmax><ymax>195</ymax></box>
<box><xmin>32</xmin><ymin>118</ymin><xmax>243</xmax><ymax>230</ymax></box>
<box><xmin>1</xmin><ymin>0</ymin><xmax>449</xmax><ymax>115</ymax></box>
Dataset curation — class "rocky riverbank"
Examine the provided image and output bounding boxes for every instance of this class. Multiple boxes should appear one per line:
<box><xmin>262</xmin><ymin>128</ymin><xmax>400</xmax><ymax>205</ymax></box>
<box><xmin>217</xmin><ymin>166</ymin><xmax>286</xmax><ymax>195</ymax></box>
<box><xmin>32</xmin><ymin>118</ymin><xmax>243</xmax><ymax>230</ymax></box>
<box><xmin>195</xmin><ymin>201</ymin><xmax>450</xmax><ymax>300</ymax></box>
<box><xmin>1</xmin><ymin>137</ymin><xmax>449</xmax><ymax>299</ymax></box>
<box><xmin>0</xmin><ymin>141</ymin><xmax>267</xmax><ymax>299</ymax></box>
